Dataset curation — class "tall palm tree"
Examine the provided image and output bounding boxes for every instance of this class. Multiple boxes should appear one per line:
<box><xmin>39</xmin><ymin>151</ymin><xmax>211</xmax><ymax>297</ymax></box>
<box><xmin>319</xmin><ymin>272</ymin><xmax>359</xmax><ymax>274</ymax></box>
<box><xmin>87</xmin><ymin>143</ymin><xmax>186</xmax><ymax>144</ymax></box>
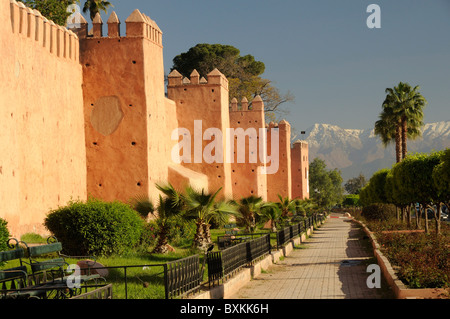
<box><xmin>375</xmin><ymin>82</ymin><xmax>427</xmax><ymax>162</ymax></box>
<box><xmin>183</xmin><ymin>187</ymin><xmax>238</xmax><ymax>250</ymax></box>
<box><xmin>82</xmin><ymin>0</ymin><xmax>113</xmax><ymax>22</ymax></box>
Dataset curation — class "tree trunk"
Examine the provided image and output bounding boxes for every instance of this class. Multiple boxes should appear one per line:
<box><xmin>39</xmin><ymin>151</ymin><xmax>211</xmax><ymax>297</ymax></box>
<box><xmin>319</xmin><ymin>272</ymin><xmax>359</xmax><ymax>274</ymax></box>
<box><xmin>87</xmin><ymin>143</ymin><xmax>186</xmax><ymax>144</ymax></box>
<box><xmin>406</xmin><ymin>204</ymin><xmax>411</xmax><ymax>228</ymax></box>
<box><xmin>395</xmin><ymin>124</ymin><xmax>402</xmax><ymax>163</ymax></box>
<box><xmin>415</xmin><ymin>204</ymin><xmax>421</xmax><ymax>229</ymax></box>
<box><xmin>152</xmin><ymin>225</ymin><xmax>169</xmax><ymax>254</ymax></box>
<box><xmin>433</xmin><ymin>203</ymin><xmax>441</xmax><ymax>235</ymax></box>
<box><xmin>194</xmin><ymin>220</ymin><xmax>208</xmax><ymax>250</ymax></box>
<box><xmin>202</xmin><ymin>223</ymin><xmax>212</xmax><ymax>245</ymax></box>
<box><xmin>421</xmin><ymin>203</ymin><xmax>429</xmax><ymax>234</ymax></box>
<box><xmin>401</xmin><ymin>116</ymin><xmax>408</xmax><ymax>160</ymax></box>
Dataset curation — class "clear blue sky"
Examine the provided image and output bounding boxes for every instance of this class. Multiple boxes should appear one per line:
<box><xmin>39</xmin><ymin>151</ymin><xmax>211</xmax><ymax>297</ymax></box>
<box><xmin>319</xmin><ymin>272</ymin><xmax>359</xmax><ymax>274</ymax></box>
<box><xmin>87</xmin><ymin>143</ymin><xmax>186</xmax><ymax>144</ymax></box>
<box><xmin>84</xmin><ymin>0</ymin><xmax>450</xmax><ymax>131</ymax></box>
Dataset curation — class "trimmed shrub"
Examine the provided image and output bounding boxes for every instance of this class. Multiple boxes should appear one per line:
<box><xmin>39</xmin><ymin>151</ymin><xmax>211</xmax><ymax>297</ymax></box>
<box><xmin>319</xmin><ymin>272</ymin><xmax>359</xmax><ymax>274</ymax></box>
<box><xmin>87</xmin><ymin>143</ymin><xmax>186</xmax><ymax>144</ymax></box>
<box><xmin>361</xmin><ymin>203</ymin><xmax>397</xmax><ymax>221</ymax></box>
<box><xmin>45</xmin><ymin>198</ymin><xmax>145</xmax><ymax>257</ymax></box>
<box><xmin>0</xmin><ymin>218</ymin><xmax>10</xmax><ymax>266</ymax></box>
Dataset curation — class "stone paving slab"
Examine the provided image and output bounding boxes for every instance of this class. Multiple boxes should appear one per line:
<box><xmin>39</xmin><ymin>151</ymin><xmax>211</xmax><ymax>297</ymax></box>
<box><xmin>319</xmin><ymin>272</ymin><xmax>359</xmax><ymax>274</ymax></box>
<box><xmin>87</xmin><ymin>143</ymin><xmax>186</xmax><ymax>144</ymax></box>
<box><xmin>228</xmin><ymin>213</ymin><xmax>394</xmax><ymax>299</ymax></box>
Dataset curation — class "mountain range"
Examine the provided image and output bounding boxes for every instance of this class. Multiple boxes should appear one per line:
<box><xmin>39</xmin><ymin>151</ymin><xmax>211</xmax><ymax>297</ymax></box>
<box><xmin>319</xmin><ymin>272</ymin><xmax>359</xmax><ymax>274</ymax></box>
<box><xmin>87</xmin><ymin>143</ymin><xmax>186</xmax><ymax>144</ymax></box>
<box><xmin>301</xmin><ymin>121</ymin><xmax>450</xmax><ymax>182</ymax></box>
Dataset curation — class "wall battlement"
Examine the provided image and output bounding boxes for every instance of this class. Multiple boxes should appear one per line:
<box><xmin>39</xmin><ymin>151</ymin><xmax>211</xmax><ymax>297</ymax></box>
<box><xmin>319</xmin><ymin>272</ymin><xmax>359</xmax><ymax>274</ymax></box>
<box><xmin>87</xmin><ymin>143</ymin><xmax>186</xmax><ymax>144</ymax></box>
<box><xmin>9</xmin><ymin>0</ymin><xmax>79</xmax><ymax>61</ymax></box>
<box><xmin>229</xmin><ymin>96</ymin><xmax>264</xmax><ymax>112</ymax></box>
<box><xmin>167</xmin><ymin>68</ymin><xmax>229</xmax><ymax>90</ymax></box>
<box><xmin>73</xmin><ymin>9</ymin><xmax>162</xmax><ymax>47</ymax></box>
<box><xmin>0</xmin><ymin>0</ymin><xmax>309</xmax><ymax>237</ymax></box>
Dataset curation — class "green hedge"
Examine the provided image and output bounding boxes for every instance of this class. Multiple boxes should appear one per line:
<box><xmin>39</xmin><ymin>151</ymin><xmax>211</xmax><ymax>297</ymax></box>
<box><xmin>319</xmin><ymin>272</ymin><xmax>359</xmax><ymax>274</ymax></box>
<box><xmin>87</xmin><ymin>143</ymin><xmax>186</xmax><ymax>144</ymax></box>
<box><xmin>45</xmin><ymin>199</ymin><xmax>145</xmax><ymax>257</ymax></box>
<box><xmin>0</xmin><ymin>218</ymin><xmax>10</xmax><ymax>267</ymax></box>
<box><xmin>361</xmin><ymin>203</ymin><xmax>397</xmax><ymax>221</ymax></box>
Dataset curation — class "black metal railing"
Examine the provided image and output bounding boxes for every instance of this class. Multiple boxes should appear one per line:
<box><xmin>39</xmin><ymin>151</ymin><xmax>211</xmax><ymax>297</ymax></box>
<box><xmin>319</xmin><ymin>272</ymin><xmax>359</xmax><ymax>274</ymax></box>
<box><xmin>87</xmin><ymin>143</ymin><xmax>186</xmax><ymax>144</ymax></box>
<box><xmin>207</xmin><ymin>234</ymin><xmax>271</xmax><ymax>287</ymax></box>
<box><xmin>165</xmin><ymin>255</ymin><xmax>201</xmax><ymax>299</ymax></box>
<box><xmin>78</xmin><ymin>255</ymin><xmax>203</xmax><ymax>299</ymax></box>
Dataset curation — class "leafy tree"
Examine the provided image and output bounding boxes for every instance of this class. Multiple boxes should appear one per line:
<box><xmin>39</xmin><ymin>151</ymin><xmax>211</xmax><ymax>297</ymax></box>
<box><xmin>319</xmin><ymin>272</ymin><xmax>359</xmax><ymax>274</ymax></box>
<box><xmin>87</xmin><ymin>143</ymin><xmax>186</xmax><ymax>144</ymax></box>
<box><xmin>343</xmin><ymin>194</ymin><xmax>360</xmax><ymax>207</ymax></box>
<box><xmin>392</xmin><ymin>152</ymin><xmax>444</xmax><ymax>233</ymax></box>
<box><xmin>433</xmin><ymin>149</ymin><xmax>450</xmax><ymax>211</ymax></box>
<box><xmin>171</xmin><ymin>43</ymin><xmax>294</xmax><ymax>120</ymax></box>
<box><xmin>21</xmin><ymin>0</ymin><xmax>78</xmax><ymax>26</ymax></box>
<box><xmin>344</xmin><ymin>173</ymin><xmax>367</xmax><ymax>194</ymax></box>
<box><xmin>374</xmin><ymin>82</ymin><xmax>427</xmax><ymax>163</ymax></box>
<box><xmin>20</xmin><ymin>0</ymin><xmax>114</xmax><ymax>25</ymax></box>
<box><xmin>309</xmin><ymin>158</ymin><xmax>344</xmax><ymax>209</ymax></box>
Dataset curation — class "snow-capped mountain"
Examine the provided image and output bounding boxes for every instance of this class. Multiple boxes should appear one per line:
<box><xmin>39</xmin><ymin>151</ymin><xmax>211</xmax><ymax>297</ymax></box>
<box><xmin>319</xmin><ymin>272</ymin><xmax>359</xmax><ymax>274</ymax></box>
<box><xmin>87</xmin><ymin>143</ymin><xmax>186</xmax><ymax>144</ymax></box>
<box><xmin>303</xmin><ymin>121</ymin><xmax>450</xmax><ymax>181</ymax></box>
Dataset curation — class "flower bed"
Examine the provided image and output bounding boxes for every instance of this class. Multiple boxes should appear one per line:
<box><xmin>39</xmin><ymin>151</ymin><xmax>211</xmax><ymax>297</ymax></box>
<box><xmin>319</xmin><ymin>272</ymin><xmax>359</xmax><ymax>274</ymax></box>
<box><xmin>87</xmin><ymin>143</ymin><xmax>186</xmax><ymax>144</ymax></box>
<box><xmin>351</xmin><ymin>211</ymin><xmax>450</xmax><ymax>297</ymax></box>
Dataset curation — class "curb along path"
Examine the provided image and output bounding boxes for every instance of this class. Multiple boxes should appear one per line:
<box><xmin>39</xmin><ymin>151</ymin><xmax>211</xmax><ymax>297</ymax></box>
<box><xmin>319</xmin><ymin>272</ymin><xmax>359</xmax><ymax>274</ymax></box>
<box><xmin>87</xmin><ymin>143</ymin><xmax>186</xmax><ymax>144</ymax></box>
<box><xmin>228</xmin><ymin>213</ymin><xmax>394</xmax><ymax>299</ymax></box>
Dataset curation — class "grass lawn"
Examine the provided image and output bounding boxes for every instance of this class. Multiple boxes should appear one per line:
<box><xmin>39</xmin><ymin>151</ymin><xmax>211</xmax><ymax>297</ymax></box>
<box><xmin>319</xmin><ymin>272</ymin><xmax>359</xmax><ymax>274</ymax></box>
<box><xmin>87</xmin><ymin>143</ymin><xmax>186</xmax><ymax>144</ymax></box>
<box><xmin>1</xmin><ymin>223</ymin><xmax>309</xmax><ymax>299</ymax></box>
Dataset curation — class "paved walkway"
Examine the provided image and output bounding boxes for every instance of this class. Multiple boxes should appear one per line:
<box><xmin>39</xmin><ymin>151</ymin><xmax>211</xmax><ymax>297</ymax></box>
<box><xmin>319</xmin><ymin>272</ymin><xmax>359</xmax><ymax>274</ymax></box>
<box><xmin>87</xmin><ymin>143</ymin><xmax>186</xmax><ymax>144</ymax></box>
<box><xmin>228</xmin><ymin>213</ymin><xmax>394</xmax><ymax>299</ymax></box>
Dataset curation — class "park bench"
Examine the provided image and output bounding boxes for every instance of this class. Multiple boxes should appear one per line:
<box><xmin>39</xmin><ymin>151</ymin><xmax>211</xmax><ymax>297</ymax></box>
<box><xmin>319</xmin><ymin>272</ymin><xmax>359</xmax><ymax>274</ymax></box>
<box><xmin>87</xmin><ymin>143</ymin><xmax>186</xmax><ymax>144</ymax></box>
<box><xmin>0</xmin><ymin>239</ymin><xmax>46</xmax><ymax>299</ymax></box>
<box><xmin>22</xmin><ymin>236</ymin><xmax>106</xmax><ymax>298</ymax></box>
<box><xmin>218</xmin><ymin>224</ymin><xmax>251</xmax><ymax>249</ymax></box>
<box><xmin>1</xmin><ymin>237</ymin><xmax>108</xmax><ymax>299</ymax></box>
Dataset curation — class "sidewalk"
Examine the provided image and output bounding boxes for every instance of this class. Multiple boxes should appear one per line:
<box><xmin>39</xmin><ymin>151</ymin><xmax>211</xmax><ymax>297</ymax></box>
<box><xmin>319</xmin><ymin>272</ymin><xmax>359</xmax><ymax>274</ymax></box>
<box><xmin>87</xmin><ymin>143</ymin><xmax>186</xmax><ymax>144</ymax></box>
<box><xmin>227</xmin><ymin>213</ymin><xmax>394</xmax><ymax>299</ymax></box>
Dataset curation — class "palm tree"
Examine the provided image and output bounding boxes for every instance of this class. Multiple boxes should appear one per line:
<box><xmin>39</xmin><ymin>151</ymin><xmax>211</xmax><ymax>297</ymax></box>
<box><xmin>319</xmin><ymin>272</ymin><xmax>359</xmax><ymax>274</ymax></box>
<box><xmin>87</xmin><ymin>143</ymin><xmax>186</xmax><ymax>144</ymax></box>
<box><xmin>150</xmin><ymin>183</ymin><xmax>185</xmax><ymax>254</ymax></box>
<box><xmin>131</xmin><ymin>195</ymin><xmax>155</xmax><ymax>220</ymax></box>
<box><xmin>82</xmin><ymin>0</ymin><xmax>113</xmax><ymax>22</ymax></box>
<box><xmin>183</xmin><ymin>187</ymin><xmax>238</xmax><ymax>250</ymax></box>
<box><xmin>258</xmin><ymin>203</ymin><xmax>281</xmax><ymax>232</ymax></box>
<box><xmin>276</xmin><ymin>195</ymin><xmax>296</xmax><ymax>222</ymax></box>
<box><xmin>235</xmin><ymin>195</ymin><xmax>265</xmax><ymax>233</ymax></box>
<box><xmin>375</xmin><ymin>82</ymin><xmax>427</xmax><ymax>162</ymax></box>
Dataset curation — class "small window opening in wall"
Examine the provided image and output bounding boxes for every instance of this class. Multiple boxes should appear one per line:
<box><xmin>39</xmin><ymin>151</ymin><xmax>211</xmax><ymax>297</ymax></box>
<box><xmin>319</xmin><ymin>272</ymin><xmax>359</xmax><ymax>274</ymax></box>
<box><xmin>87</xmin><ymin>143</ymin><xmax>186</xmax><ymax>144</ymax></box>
<box><xmin>212</xmin><ymin>89</ymin><xmax>215</xmax><ymax>93</ymax></box>
<box><xmin>137</xmin><ymin>182</ymin><xmax>142</xmax><ymax>187</ymax></box>
<box><xmin>132</xmin><ymin>60</ymin><xmax>137</xmax><ymax>64</ymax></box>
<box><xmin>131</xmin><ymin>142</ymin><xmax>136</xmax><ymax>146</ymax></box>
<box><xmin>97</xmin><ymin>41</ymin><xmax>101</xmax><ymax>44</ymax></box>
<box><xmin>251</xmin><ymin>190</ymin><xmax>254</xmax><ymax>194</ymax></box>
<box><xmin>184</xmin><ymin>88</ymin><xmax>187</xmax><ymax>91</ymax></box>
<box><xmin>218</xmin><ymin>175</ymin><xmax>221</xmax><ymax>178</ymax></box>
<box><xmin>85</xmin><ymin>63</ymin><xmax>90</xmax><ymax>67</ymax></box>
<box><xmin>99</xmin><ymin>184</ymin><xmax>102</xmax><ymax>187</ymax></box>
<box><xmin>93</xmin><ymin>142</ymin><xmax>98</xmax><ymax>146</ymax></box>
<box><xmin>129</xmin><ymin>104</ymin><xmax>133</xmax><ymax>107</ymax></box>
<box><xmin>252</xmin><ymin>169</ymin><xmax>255</xmax><ymax>173</ymax></box>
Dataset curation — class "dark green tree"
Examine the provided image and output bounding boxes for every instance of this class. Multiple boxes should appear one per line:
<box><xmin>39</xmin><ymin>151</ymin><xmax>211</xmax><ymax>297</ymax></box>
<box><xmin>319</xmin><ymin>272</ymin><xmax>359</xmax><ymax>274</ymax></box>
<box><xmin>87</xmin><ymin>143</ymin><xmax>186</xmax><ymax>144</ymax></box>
<box><xmin>433</xmin><ymin>149</ymin><xmax>450</xmax><ymax>212</ymax></box>
<box><xmin>21</xmin><ymin>0</ymin><xmax>77</xmax><ymax>26</ymax></box>
<box><xmin>344</xmin><ymin>173</ymin><xmax>367</xmax><ymax>194</ymax></box>
<box><xmin>309</xmin><ymin>158</ymin><xmax>344</xmax><ymax>209</ymax></box>
<box><xmin>171</xmin><ymin>43</ymin><xmax>294</xmax><ymax>119</ymax></box>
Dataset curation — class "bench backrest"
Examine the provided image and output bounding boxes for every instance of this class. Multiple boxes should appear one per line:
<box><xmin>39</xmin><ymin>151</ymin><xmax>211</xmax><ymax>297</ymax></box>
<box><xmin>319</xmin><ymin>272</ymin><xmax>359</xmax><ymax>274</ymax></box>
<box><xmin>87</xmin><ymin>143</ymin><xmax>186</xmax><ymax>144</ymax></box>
<box><xmin>0</xmin><ymin>247</ymin><xmax>27</xmax><ymax>287</ymax></box>
<box><xmin>0</xmin><ymin>248</ymin><xmax>24</xmax><ymax>263</ymax></box>
<box><xmin>28</xmin><ymin>242</ymin><xmax>63</xmax><ymax>258</ymax></box>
